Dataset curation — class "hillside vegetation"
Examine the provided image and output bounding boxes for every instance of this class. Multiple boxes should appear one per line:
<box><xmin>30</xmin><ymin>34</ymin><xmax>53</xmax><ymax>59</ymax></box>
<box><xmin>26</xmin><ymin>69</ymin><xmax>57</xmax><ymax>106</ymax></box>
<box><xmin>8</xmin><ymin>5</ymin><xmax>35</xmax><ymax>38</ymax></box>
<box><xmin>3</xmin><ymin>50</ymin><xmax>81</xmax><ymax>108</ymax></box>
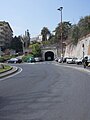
<box><xmin>41</xmin><ymin>15</ymin><xmax>90</xmax><ymax>46</ymax></box>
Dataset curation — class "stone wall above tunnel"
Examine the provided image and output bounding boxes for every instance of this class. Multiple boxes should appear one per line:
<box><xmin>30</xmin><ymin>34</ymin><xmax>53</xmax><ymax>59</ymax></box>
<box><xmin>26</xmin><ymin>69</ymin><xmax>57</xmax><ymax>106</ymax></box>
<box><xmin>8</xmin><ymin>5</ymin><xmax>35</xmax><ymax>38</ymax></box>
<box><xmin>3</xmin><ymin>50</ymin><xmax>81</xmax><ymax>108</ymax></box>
<box><xmin>41</xmin><ymin>47</ymin><xmax>58</xmax><ymax>61</ymax></box>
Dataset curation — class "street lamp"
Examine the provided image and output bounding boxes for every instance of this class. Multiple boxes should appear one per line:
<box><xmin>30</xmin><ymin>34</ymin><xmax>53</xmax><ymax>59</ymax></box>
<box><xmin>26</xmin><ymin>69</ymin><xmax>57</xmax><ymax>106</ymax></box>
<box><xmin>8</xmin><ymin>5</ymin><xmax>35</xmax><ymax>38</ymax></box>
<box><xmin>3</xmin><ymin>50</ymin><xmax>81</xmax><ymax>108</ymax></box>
<box><xmin>57</xmin><ymin>7</ymin><xmax>63</xmax><ymax>60</ymax></box>
<box><xmin>82</xmin><ymin>43</ymin><xmax>84</xmax><ymax>60</ymax></box>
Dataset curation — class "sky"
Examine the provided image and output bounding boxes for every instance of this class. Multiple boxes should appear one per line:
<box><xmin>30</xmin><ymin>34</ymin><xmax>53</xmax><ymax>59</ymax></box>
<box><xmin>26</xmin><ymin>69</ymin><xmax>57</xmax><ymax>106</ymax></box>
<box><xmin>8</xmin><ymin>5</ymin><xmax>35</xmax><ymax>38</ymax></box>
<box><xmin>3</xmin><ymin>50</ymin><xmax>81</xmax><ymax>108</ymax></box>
<box><xmin>0</xmin><ymin>0</ymin><xmax>90</xmax><ymax>38</ymax></box>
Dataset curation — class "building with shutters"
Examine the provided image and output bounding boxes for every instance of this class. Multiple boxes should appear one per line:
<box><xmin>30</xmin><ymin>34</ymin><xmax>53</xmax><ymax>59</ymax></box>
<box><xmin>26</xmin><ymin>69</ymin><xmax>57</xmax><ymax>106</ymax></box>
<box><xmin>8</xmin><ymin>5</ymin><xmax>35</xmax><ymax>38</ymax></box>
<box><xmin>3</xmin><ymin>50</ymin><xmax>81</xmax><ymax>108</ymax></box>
<box><xmin>0</xmin><ymin>21</ymin><xmax>13</xmax><ymax>52</ymax></box>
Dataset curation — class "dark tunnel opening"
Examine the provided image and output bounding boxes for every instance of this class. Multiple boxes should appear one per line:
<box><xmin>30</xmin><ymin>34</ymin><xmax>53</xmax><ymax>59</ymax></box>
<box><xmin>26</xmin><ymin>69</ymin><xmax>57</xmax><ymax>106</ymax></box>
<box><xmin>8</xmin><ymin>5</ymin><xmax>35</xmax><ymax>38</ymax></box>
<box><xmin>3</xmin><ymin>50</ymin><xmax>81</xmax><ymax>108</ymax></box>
<box><xmin>45</xmin><ymin>51</ymin><xmax>54</xmax><ymax>61</ymax></box>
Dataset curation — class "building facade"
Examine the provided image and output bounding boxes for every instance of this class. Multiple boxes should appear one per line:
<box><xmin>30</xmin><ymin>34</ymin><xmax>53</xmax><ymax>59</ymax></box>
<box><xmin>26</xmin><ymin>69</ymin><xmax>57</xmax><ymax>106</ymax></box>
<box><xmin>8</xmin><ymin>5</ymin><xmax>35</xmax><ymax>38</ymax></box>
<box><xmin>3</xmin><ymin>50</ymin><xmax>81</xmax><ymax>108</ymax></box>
<box><xmin>30</xmin><ymin>35</ymin><xmax>42</xmax><ymax>43</ymax></box>
<box><xmin>0</xmin><ymin>21</ymin><xmax>13</xmax><ymax>50</ymax></box>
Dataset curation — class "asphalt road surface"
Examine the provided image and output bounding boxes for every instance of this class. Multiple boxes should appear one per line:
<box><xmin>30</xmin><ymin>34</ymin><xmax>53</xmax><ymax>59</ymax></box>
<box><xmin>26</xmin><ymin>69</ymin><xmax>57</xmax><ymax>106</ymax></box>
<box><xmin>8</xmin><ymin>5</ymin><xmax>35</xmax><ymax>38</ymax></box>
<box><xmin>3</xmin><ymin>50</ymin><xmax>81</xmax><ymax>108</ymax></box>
<box><xmin>0</xmin><ymin>62</ymin><xmax>90</xmax><ymax>120</ymax></box>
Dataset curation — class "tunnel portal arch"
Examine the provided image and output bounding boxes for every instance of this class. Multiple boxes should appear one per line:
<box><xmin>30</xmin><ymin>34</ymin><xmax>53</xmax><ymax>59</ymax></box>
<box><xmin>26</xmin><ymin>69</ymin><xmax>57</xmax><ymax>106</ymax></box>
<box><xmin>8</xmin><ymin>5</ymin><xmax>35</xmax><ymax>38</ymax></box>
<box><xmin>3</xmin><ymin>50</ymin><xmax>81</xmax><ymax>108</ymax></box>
<box><xmin>45</xmin><ymin>51</ymin><xmax>54</xmax><ymax>61</ymax></box>
<box><xmin>41</xmin><ymin>46</ymin><xmax>58</xmax><ymax>61</ymax></box>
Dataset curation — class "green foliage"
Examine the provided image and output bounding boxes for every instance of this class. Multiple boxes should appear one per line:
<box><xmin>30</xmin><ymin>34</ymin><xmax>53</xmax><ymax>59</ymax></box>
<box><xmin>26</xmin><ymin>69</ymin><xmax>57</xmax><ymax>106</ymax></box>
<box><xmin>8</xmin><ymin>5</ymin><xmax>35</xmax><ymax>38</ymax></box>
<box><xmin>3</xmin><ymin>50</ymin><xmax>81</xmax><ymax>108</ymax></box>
<box><xmin>42</xmin><ymin>41</ymin><xmax>51</xmax><ymax>46</ymax></box>
<box><xmin>0</xmin><ymin>57</ymin><xmax>5</xmax><ymax>62</ymax></box>
<box><xmin>49</xmin><ymin>35</ymin><xmax>56</xmax><ymax>44</ymax></box>
<box><xmin>0</xmin><ymin>64</ymin><xmax>12</xmax><ymax>73</ymax></box>
<box><xmin>53</xmin><ymin>15</ymin><xmax>90</xmax><ymax>45</ymax></box>
<box><xmin>69</xmin><ymin>15</ymin><xmax>90</xmax><ymax>45</ymax></box>
<box><xmin>71</xmin><ymin>24</ymin><xmax>80</xmax><ymax>45</ymax></box>
<box><xmin>22</xmin><ymin>54</ymin><xmax>33</xmax><ymax>62</ymax></box>
<box><xmin>10</xmin><ymin>36</ymin><xmax>23</xmax><ymax>52</ymax></box>
<box><xmin>41</xmin><ymin>27</ymin><xmax>51</xmax><ymax>41</ymax></box>
<box><xmin>54</xmin><ymin>21</ymin><xmax>72</xmax><ymax>43</ymax></box>
<box><xmin>0</xmin><ymin>55</ymin><xmax>11</xmax><ymax>62</ymax></box>
<box><xmin>78</xmin><ymin>16</ymin><xmax>90</xmax><ymax>38</ymax></box>
<box><xmin>30</xmin><ymin>43</ymin><xmax>41</xmax><ymax>57</ymax></box>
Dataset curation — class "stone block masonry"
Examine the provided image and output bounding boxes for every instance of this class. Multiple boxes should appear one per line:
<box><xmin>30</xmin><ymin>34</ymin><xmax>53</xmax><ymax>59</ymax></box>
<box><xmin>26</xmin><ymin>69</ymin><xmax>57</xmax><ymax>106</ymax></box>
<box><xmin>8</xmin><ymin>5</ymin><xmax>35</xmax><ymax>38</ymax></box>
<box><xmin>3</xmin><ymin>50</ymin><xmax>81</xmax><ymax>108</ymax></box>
<box><xmin>64</xmin><ymin>35</ymin><xmax>90</xmax><ymax>58</ymax></box>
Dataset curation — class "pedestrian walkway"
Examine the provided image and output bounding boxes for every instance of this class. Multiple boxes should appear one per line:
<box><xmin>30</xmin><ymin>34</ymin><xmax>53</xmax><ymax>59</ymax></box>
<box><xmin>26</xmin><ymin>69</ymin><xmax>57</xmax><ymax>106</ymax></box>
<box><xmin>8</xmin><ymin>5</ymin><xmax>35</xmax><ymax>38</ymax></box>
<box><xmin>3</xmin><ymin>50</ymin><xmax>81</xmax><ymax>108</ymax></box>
<box><xmin>54</xmin><ymin>61</ymin><xmax>90</xmax><ymax>75</ymax></box>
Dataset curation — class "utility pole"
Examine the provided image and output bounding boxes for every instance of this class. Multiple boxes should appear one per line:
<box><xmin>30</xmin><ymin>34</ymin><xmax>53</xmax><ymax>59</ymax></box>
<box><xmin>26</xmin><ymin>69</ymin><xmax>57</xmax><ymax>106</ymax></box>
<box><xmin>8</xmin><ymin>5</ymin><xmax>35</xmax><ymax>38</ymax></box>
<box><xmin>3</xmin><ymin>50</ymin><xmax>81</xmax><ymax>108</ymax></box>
<box><xmin>57</xmin><ymin>7</ymin><xmax>63</xmax><ymax>61</ymax></box>
<box><xmin>82</xmin><ymin>43</ymin><xmax>84</xmax><ymax>60</ymax></box>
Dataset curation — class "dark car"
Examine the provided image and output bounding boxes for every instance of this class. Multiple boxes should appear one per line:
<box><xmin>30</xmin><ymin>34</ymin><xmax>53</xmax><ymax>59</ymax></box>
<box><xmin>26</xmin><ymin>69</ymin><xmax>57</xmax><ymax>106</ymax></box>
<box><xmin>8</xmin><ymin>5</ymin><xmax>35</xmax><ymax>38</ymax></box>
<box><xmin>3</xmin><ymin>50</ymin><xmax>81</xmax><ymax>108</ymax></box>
<box><xmin>63</xmin><ymin>57</ymin><xmax>69</xmax><ymax>63</ymax></box>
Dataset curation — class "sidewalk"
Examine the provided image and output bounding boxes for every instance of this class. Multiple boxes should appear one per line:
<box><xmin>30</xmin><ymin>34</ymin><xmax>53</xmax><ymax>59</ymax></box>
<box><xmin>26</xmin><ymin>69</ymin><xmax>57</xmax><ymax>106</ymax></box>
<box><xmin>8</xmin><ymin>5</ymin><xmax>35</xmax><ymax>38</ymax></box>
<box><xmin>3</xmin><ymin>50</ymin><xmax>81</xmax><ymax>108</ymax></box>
<box><xmin>54</xmin><ymin>61</ymin><xmax>90</xmax><ymax>73</ymax></box>
<box><xmin>0</xmin><ymin>66</ymin><xmax>18</xmax><ymax>78</ymax></box>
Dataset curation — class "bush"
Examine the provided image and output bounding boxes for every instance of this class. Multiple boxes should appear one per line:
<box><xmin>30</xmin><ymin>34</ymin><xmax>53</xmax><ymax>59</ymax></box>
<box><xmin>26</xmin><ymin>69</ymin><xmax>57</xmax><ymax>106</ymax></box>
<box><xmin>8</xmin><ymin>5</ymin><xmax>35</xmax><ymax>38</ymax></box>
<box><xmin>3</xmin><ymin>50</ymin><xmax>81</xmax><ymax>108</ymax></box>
<box><xmin>0</xmin><ymin>55</ymin><xmax>11</xmax><ymax>62</ymax></box>
<box><xmin>0</xmin><ymin>64</ymin><xmax>4</xmax><ymax>69</ymax></box>
<box><xmin>22</xmin><ymin>54</ymin><xmax>33</xmax><ymax>62</ymax></box>
<box><xmin>0</xmin><ymin>64</ymin><xmax>12</xmax><ymax>73</ymax></box>
<box><xmin>0</xmin><ymin>57</ymin><xmax>5</xmax><ymax>62</ymax></box>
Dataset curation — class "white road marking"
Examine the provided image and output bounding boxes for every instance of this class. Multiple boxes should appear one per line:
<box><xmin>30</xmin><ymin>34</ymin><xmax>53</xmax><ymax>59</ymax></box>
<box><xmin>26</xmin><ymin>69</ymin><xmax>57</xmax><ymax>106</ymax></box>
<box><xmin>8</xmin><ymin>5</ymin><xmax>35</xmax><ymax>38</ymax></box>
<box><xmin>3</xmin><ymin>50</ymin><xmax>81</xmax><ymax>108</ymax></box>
<box><xmin>0</xmin><ymin>67</ymin><xmax>23</xmax><ymax>81</ymax></box>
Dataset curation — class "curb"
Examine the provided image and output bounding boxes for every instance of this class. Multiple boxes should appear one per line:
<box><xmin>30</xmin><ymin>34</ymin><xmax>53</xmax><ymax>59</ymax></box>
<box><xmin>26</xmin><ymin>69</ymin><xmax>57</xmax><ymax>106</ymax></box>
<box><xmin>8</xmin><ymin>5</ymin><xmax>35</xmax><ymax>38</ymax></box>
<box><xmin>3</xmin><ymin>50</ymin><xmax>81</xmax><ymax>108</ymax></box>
<box><xmin>53</xmin><ymin>61</ymin><xmax>90</xmax><ymax>74</ymax></box>
<box><xmin>0</xmin><ymin>66</ymin><xmax>19</xmax><ymax>79</ymax></box>
<box><xmin>0</xmin><ymin>67</ymin><xmax>13</xmax><ymax>74</ymax></box>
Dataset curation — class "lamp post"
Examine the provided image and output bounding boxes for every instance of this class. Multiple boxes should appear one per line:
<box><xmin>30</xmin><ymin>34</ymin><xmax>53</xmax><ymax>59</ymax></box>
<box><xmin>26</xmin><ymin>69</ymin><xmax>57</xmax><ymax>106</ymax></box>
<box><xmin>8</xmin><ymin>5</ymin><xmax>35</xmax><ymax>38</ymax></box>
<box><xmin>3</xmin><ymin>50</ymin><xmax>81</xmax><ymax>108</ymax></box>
<box><xmin>82</xmin><ymin>43</ymin><xmax>84</xmax><ymax>60</ymax></box>
<box><xmin>57</xmin><ymin>7</ymin><xmax>63</xmax><ymax>61</ymax></box>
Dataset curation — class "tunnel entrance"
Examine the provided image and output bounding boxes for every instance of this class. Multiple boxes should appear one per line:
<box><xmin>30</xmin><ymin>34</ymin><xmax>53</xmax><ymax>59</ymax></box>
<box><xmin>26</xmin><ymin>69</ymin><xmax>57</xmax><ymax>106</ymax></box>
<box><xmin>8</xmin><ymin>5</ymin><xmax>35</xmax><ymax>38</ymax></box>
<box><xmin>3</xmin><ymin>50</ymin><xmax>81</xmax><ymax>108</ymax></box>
<box><xmin>45</xmin><ymin>51</ymin><xmax>54</xmax><ymax>61</ymax></box>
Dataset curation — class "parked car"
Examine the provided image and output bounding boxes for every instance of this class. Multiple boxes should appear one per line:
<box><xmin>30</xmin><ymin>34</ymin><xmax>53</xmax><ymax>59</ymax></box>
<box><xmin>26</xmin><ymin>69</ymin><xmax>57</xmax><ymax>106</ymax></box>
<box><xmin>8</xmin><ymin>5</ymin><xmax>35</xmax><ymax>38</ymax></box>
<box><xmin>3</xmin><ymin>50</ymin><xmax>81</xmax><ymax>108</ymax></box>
<box><xmin>7</xmin><ymin>58</ymin><xmax>22</xmax><ymax>63</ymax></box>
<box><xmin>76</xmin><ymin>55</ymin><xmax>90</xmax><ymax>66</ymax></box>
<box><xmin>55</xmin><ymin>57</ymin><xmax>58</xmax><ymax>62</ymax></box>
<box><xmin>66</xmin><ymin>58</ymin><xmax>73</xmax><ymax>64</ymax></box>
<box><xmin>63</xmin><ymin>57</ymin><xmax>68</xmax><ymax>63</ymax></box>
<box><xmin>27</xmin><ymin>57</ymin><xmax>35</xmax><ymax>63</ymax></box>
<box><xmin>73</xmin><ymin>57</ymin><xmax>78</xmax><ymax>63</ymax></box>
<box><xmin>34</xmin><ymin>57</ymin><xmax>42</xmax><ymax>62</ymax></box>
<box><xmin>58</xmin><ymin>58</ymin><xmax>62</xmax><ymax>63</ymax></box>
<box><xmin>66</xmin><ymin>57</ymin><xmax>77</xmax><ymax>64</ymax></box>
<box><xmin>75</xmin><ymin>57</ymin><xmax>83</xmax><ymax>65</ymax></box>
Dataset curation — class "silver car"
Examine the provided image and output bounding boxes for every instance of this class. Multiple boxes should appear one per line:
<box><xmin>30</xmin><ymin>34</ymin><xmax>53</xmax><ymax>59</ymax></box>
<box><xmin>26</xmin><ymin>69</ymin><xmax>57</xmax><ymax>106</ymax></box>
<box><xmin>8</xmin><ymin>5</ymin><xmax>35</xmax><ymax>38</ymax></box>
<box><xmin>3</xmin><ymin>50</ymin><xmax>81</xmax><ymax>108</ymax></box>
<box><xmin>66</xmin><ymin>57</ymin><xmax>77</xmax><ymax>64</ymax></box>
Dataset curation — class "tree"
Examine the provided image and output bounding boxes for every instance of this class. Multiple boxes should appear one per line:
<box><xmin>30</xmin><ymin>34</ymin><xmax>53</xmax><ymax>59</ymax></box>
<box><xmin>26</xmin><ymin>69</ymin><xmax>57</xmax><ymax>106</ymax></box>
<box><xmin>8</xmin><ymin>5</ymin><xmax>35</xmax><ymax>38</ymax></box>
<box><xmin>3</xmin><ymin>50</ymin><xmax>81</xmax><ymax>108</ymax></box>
<box><xmin>30</xmin><ymin>43</ymin><xmax>41</xmax><ymax>57</ymax></box>
<box><xmin>49</xmin><ymin>34</ymin><xmax>56</xmax><ymax>44</ymax></box>
<box><xmin>54</xmin><ymin>21</ymin><xmax>72</xmax><ymax>43</ymax></box>
<box><xmin>78</xmin><ymin>15</ymin><xmax>90</xmax><ymax>38</ymax></box>
<box><xmin>41</xmin><ymin>27</ymin><xmax>51</xmax><ymax>41</ymax></box>
<box><xmin>69</xmin><ymin>15</ymin><xmax>90</xmax><ymax>45</ymax></box>
<box><xmin>10</xmin><ymin>36</ymin><xmax>23</xmax><ymax>52</ymax></box>
<box><xmin>40</xmin><ymin>15</ymin><xmax>90</xmax><ymax>46</ymax></box>
<box><xmin>71</xmin><ymin>24</ymin><xmax>80</xmax><ymax>45</ymax></box>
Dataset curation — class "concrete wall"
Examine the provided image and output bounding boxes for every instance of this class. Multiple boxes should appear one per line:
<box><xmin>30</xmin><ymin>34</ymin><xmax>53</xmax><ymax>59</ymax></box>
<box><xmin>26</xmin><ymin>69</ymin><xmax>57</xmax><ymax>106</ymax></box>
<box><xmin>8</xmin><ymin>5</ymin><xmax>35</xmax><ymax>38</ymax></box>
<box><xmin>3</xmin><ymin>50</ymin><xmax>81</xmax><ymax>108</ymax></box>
<box><xmin>64</xmin><ymin>35</ymin><xmax>90</xmax><ymax>58</ymax></box>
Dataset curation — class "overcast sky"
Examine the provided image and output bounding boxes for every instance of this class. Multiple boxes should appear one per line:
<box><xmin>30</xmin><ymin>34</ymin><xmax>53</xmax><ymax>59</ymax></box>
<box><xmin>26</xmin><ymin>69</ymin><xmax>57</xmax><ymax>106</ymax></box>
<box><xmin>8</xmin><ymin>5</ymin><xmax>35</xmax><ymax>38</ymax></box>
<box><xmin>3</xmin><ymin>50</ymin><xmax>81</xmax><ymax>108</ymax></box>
<box><xmin>0</xmin><ymin>0</ymin><xmax>90</xmax><ymax>37</ymax></box>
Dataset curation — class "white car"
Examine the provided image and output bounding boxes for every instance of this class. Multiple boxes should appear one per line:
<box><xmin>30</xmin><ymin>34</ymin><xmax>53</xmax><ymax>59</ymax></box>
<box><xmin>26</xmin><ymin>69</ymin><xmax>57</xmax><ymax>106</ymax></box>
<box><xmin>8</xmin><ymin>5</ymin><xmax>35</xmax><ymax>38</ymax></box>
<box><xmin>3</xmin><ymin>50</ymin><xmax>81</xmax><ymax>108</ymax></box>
<box><xmin>58</xmin><ymin>58</ymin><xmax>62</xmax><ymax>63</ymax></box>
<box><xmin>75</xmin><ymin>58</ymin><xmax>83</xmax><ymax>65</ymax></box>
<box><xmin>66</xmin><ymin>57</ymin><xmax>77</xmax><ymax>64</ymax></box>
<box><xmin>7</xmin><ymin>58</ymin><xmax>22</xmax><ymax>63</ymax></box>
<box><xmin>66</xmin><ymin>58</ymin><xmax>73</xmax><ymax>64</ymax></box>
<box><xmin>34</xmin><ymin>57</ymin><xmax>42</xmax><ymax>62</ymax></box>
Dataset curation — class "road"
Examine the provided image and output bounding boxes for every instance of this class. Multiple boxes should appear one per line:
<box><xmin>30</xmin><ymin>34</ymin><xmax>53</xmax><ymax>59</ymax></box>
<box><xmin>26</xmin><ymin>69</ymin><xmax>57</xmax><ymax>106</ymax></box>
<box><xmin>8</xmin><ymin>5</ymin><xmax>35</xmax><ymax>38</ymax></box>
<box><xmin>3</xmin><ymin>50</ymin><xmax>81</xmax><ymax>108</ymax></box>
<box><xmin>0</xmin><ymin>62</ymin><xmax>90</xmax><ymax>120</ymax></box>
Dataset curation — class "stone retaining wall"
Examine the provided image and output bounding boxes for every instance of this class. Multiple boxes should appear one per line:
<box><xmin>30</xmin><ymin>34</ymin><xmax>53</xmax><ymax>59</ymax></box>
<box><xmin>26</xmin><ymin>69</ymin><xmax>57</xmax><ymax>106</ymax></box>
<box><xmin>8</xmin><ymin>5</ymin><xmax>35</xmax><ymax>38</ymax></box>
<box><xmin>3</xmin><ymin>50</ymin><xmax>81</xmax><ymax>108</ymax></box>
<box><xmin>64</xmin><ymin>35</ymin><xmax>90</xmax><ymax>58</ymax></box>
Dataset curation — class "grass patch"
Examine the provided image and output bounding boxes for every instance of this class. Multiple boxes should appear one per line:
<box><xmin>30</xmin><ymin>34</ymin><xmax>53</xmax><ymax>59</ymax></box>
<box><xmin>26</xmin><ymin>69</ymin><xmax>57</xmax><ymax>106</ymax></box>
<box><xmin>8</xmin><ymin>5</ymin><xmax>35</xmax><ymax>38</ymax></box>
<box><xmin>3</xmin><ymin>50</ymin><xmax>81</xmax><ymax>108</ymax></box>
<box><xmin>0</xmin><ymin>64</ymin><xmax>12</xmax><ymax>73</ymax></box>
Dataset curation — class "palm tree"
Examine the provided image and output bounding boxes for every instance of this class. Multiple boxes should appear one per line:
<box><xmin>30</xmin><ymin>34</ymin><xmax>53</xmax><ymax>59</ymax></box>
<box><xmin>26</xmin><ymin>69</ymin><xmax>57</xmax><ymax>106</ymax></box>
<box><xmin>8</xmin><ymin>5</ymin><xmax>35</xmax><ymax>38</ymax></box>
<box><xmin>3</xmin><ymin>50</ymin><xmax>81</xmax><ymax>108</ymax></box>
<box><xmin>41</xmin><ymin>27</ymin><xmax>51</xmax><ymax>41</ymax></box>
<box><xmin>54</xmin><ymin>21</ymin><xmax>72</xmax><ymax>43</ymax></box>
